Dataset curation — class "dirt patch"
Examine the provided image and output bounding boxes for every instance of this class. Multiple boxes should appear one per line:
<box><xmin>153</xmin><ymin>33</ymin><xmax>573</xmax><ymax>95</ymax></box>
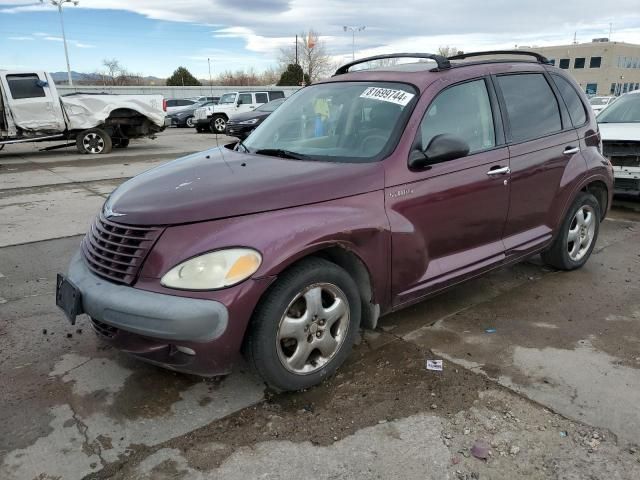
<box><xmin>85</xmin><ymin>337</ymin><xmax>492</xmax><ymax>479</ymax></box>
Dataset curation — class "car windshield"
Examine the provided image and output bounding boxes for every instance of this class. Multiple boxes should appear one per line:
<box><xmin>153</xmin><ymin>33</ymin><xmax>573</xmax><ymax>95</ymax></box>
<box><xmin>597</xmin><ymin>94</ymin><xmax>640</xmax><ymax>123</ymax></box>
<box><xmin>256</xmin><ymin>98</ymin><xmax>285</xmax><ymax>113</ymax></box>
<box><xmin>589</xmin><ymin>97</ymin><xmax>609</xmax><ymax>106</ymax></box>
<box><xmin>242</xmin><ymin>82</ymin><xmax>418</xmax><ymax>163</ymax></box>
<box><xmin>219</xmin><ymin>93</ymin><xmax>237</xmax><ymax>105</ymax></box>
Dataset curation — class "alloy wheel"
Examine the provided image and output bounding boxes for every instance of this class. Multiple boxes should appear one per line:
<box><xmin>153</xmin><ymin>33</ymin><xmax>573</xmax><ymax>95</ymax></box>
<box><xmin>567</xmin><ymin>205</ymin><xmax>596</xmax><ymax>262</ymax></box>
<box><xmin>214</xmin><ymin>117</ymin><xmax>226</xmax><ymax>133</ymax></box>
<box><xmin>82</xmin><ymin>132</ymin><xmax>105</xmax><ymax>154</ymax></box>
<box><xmin>276</xmin><ymin>283</ymin><xmax>350</xmax><ymax>375</ymax></box>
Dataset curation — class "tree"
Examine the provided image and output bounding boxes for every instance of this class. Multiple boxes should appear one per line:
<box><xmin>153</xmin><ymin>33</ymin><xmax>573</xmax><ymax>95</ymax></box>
<box><xmin>437</xmin><ymin>46</ymin><xmax>463</xmax><ymax>57</ymax></box>
<box><xmin>279</xmin><ymin>30</ymin><xmax>333</xmax><ymax>83</ymax></box>
<box><xmin>166</xmin><ymin>67</ymin><xmax>201</xmax><ymax>86</ymax></box>
<box><xmin>277</xmin><ymin>63</ymin><xmax>310</xmax><ymax>86</ymax></box>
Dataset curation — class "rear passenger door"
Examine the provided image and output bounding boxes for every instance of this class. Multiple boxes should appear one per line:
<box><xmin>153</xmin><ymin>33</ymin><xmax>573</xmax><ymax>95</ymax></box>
<box><xmin>493</xmin><ymin>71</ymin><xmax>580</xmax><ymax>254</ymax></box>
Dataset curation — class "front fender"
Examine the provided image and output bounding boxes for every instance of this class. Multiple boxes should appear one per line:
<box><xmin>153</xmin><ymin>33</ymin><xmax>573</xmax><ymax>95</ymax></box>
<box><xmin>139</xmin><ymin>190</ymin><xmax>391</xmax><ymax>308</ymax></box>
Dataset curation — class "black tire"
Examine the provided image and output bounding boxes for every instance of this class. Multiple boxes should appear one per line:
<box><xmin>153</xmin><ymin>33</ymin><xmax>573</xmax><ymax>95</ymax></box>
<box><xmin>114</xmin><ymin>138</ymin><xmax>130</xmax><ymax>148</ymax></box>
<box><xmin>542</xmin><ymin>192</ymin><xmax>600</xmax><ymax>270</ymax></box>
<box><xmin>185</xmin><ymin>116</ymin><xmax>196</xmax><ymax>128</ymax></box>
<box><xmin>210</xmin><ymin>114</ymin><xmax>226</xmax><ymax>134</ymax></box>
<box><xmin>245</xmin><ymin>257</ymin><xmax>361</xmax><ymax>392</ymax></box>
<box><xmin>76</xmin><ymin>128</ymin><xmax>112</xmax><ymax>154</ymax></box>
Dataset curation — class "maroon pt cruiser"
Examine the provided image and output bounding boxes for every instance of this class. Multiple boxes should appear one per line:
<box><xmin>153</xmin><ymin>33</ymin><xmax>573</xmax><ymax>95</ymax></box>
<box><xmin>57</xmin><ymin>51</ymin><xmax>614</xmax><ymax>391</ymax></box>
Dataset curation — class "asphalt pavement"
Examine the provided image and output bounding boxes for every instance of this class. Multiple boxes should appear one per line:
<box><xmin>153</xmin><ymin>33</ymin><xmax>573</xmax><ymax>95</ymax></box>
<box><xmin>1</xmin><ymin>129</ymin><xmax>639</xmax><ymax>479</ymax></box>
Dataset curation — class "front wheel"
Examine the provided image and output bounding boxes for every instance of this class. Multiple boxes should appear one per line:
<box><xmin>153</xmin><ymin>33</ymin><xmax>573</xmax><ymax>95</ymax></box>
<box><xmin>245</xmin><ymin>258</ymin><xmax>361</xmax><ymax>392</ymax></box>
<box><xmin>210</xmin><ymin>115</ymin><xmax>226</xmax><ymax>134</ymax></box>
<box><xmin>185</xmin><ymin>116</ymin><xmax>195</xmax><ymax>128</ymax></box>
<box><xmin>76</xmin><ymin>128</ymin><xmax>112</xmax><ymax>154</ymax></box>
<box><xmin>542</xmin><ymin>192</ymin><xmax>600</xmax><ymax>270</ymax></box>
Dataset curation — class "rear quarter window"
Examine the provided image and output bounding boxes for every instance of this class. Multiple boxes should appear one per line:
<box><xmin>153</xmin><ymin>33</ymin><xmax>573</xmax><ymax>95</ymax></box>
<box><xmin>269</xmin><ymin>91</ymin><xmax>285</xmax><ymax>100</ymax></box>
<box><xmin>497</xmin><ymin>73</ymin><xmax>562</xmax><ymax>143</ymax></box>
<box><xmin>7</xmin><ymin>74</ymin><xmax>46</xmax><ymax>100</ymax></box>
<box><xmin>551</xmin><ymin>74</ymin><xmax>588</xmax><ymax>126</ymax></box>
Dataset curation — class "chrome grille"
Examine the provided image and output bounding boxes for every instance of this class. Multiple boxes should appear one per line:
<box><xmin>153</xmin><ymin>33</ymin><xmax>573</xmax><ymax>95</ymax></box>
<box><xmin>81</xmin><ymin>213</ymin><xmax>162</xmax><ymax>285</ymax></box>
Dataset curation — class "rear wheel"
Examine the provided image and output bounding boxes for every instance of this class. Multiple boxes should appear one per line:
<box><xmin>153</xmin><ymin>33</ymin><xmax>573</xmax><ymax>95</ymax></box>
<box><xmin>211</xmin><ymin>115</ymin><xmax>226</xmax><ymax>134</ymax></box>
<box><xmin>76</xmin><ymin>128</ymin><xmax>112</xmax><ymax>154</ymax></box>
<box><xmin>542</xmin><ymin>192</ymin><xmax>600</xmax><ymax>270</ymax></box>
<box><xmin>245</xmin><ymin>258</ymin><xmax>361</xmax><ymax>391</ymax></box>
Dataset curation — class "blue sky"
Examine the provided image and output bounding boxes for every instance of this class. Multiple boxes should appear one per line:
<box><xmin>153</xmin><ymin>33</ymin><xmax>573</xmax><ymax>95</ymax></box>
<box><xmin>1</xmin><ymin>1</ymin><xmax>640</xmax><ymax>79</ymax></box>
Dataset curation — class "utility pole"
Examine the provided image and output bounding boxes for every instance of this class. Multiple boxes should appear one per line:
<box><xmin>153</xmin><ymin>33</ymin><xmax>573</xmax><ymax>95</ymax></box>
<box><xmin>41</xmin><ymin>0</ymin><xmax>78</xmax><ymax>86</ymax></box>
<box><xmin>208</xmin><ymin>58</ymin><xmax>213</xmax><ymax>96</ymax></box>
<box><xmin>295</xmin><ymin>34</ymin><xmax>298</xmax><ymax>65</ymax></box>
<box><xmin>343</xmin><ymin>26</ymin><xmax>365</xmax><ymax>61</ymax></box>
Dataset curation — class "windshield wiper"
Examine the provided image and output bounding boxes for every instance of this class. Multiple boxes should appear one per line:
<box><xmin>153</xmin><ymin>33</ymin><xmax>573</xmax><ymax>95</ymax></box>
<box><xmin>253</xmin><ymin>148</ymin><xmax>310</xmax><ymax>160</ymax></box>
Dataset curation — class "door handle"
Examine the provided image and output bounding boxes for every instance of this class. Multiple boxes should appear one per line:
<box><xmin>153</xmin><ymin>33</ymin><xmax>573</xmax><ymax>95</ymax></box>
<box><xmin>487</xmin><ymin>166</ymin><xmax>511</xmax><ymax>176</ymax></box>
<box><xmin>563</xmin><ymin>146</ymin><xmax>579</xmax><ymax>155</ymax></box>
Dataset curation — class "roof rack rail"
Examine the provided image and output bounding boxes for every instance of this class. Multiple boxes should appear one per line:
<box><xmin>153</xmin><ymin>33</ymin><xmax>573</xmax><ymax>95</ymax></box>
<box><xmin>447</xmin><ymin>50</ymin><xmax>551</xmax><ymax>64</ymax></box>
<box><xmin>333</xmin><ymin>53</ymin><xmax>451</xmax><ymax>76</ymax></box>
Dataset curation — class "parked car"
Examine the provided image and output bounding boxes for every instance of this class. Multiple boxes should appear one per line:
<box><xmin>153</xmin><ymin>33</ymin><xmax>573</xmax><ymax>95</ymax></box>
<box><xmin>57</xmin><ymin>51</ymin><xmax>613</xmax><ymax>392</ymax></box>
<box><xmin>598</xmin><ymin>90</ymin><xmax>640</xmax><ymax>196</ymax></box>
<box><xmin>165</xmin><ymin>98</ymin><xmax>198</xmax><ymax>114</ymax></box>
<box><xmin>225</xmin><ymin>98</ymin><xmax>285</xmax><ymax>139</ymax></box>
<box><xmin>190</xmin><ymin>96</ymin><xmax>220</xmax><ymax>103</ymax></box>
<box><xmin>194</xmin><ymin>90</ymin><xmax>285</xmax><ymax>133</ymax></box>
<box><xmin>589</xmin><ymin>96</ymin><xmax>615</xmax><ymax>114</ymax></box>
<box><xmin>167</xmin><ymin>100</ymin><xmax>217</xmax><ymax>128</ymax></box>
<box><xmin>0</xmin><ymin>70</ymin><xmax>166</xmax><ymax>154</ymax></box>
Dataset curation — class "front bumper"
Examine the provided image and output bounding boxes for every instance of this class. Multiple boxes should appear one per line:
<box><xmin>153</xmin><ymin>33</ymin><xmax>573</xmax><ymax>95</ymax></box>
<box><xmin>612</xmin><ymin>166</ymin><xmax>640</xmax><ymax>195</ymax></box>
<box><xmin>196</xmin><ymin>117</ymin><xmax>211</xmax><ymax>128</ymax></box>
<box><xmin>65</xmin><ymin>252</ymin><xmax>228</xmax><ymax>343</ymax></box>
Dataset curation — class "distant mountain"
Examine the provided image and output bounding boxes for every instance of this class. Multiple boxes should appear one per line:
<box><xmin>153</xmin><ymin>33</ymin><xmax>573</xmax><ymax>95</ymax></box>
<box><xmin>50</xmin><ymin>71</ymin><xmax>165</xmax><ymax>85</ymax></box>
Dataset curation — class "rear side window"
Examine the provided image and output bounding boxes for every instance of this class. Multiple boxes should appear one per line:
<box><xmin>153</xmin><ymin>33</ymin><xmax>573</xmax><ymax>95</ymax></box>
<box><xmin>238</xmin><ymin>93</ymin><xmax>252</xmax><ymax>105</ymax></box>
<box><xmin>551</xmin><ymin>74</ymin><xmax>587</xmax><ymax>126</ymax></box>
<box><xmin>497</xmin><ymin>74</ymin><xmax>561</xmax><ymax>143</ymax></box>
<box><xmin>255</xmin><ymin>92</ymin><xmax>268</xmax><ymax>104</ymax></box>
<box><xmin>7</xmin><ymin>74</ymin><xmax>46</xmax><ymax>100</ymax></box>
<box><xmin>269</xmin><ymin>91</ymin><xmax>285</xmax><ymax>100</ymax></box>
<box><xmin>419</xmin><ymin>79</ymin><xmax>495</xmax><ymax>154</ymax></box>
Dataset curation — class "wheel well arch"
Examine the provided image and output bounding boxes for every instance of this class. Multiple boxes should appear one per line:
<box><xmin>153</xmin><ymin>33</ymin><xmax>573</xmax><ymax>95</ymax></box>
<box><xmin>212</xmin><ymin>112</ymin><xmax>229</xmax><ymax>120</ymax></box>
<box><xmin>581</xmin><ymin>180</ymin><xmax>609</xmax><ymax>219</ymax></box>
<box><xmin>106</xmin><ymin>108</ymin><xmax>146</xmax><ymax>120</ymax></box>
<box><xmin>261</xmin><ymin>244</ymin><xmax>381</xmax><ymax>330</ymax></box>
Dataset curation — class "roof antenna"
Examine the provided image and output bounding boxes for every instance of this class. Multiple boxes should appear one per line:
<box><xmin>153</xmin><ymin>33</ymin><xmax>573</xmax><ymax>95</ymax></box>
<box><xmin>609</xmin><ymin>22</ymin><xmax>613</xmax><ymax>41</ymax></box>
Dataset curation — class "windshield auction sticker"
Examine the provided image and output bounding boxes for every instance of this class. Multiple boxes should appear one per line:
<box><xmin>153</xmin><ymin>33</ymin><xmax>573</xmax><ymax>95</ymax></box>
<box><xmin>359</xmin><ymin>87</ymin><xmax>415</xmax><ymax>106</ymax></box>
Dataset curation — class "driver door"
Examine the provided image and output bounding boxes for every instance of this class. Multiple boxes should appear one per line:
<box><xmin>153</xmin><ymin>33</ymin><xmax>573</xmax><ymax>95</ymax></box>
<box><xmin>0</xmin><ymin>72</ymin><xmax>66</xmax><ymax>132</ymax></box>
<box><xmin>386</xmin><ymin>77</ymin><xmax>511</xmax><ymax>307</ymax></box>
<box><xmin>237</xmin><ymin>93</ymin><xmax>255</xmax><ymax>113</ymax></box>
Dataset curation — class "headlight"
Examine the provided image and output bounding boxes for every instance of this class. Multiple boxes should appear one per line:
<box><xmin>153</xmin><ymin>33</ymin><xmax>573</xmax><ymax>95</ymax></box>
<box><xmin>160</xmin><ymin>248</ymin><xmax>262</xmax><ymax>290</ymax></box>
<box><xmin>237</xmin><ymin>118</ymin><xmax>259</xmax><ymax>125</ymax></box>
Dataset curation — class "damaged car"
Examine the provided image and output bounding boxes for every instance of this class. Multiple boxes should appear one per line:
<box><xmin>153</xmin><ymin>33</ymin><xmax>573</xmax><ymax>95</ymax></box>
<box><xmin>598</xmin><ymin>90</ymin><xmax>640</xmax><ymax>196</ymax></box>
<box><xmin>57</xmin><ymin>51</ymin><xmax>613</xmax><ymax>391</ymax></box>
<box><xmin>0</xmin><ymin>70</ymin><xmax>166</xmax><ymax>154</ymax></box>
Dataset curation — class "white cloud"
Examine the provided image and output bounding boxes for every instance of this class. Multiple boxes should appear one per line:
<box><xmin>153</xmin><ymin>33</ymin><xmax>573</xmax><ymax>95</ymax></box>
<box><xmin>1</xmin><ymin>0</ymin><xmax>639</xmax><ymax>67</ymax></box>
<box><xmin>8</xmin><ymin>36</ymin><xmax>34</xmax><ymax>40</ymax></box>
<box><xmin>41</xmin><ymin>34</ymin><xmax>95</xmax><ymax>48</ymax></box>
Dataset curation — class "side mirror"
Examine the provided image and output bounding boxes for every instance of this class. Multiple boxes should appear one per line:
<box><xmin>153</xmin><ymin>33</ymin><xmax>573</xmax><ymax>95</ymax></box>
<box><xmin>36</xmin><ymin>80</ymin><xmax>49</xmax><ymax>88</ymax></box>
<box><xmin>409</xmin><ymin>134</ymin><xmax>470</xmax><ymax>170</ymax></box>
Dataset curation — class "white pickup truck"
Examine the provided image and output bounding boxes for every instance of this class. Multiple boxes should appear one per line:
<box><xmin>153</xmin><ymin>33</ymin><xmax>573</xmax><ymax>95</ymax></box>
<box><xmin>0</xmin><ymin>70</ymin><xmax>167</xmax><ymax>154</ymax></box>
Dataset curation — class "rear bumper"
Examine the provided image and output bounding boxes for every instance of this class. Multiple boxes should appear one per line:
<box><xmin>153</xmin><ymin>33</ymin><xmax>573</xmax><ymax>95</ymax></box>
<box><xmin>66</xmin><ymin>252</ymin><xmax>228</xmax><ymax>343</ymax></box>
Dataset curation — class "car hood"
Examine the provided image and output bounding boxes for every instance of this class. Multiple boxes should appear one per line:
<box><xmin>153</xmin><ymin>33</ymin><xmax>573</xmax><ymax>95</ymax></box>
<box><xmin>105</xmin><ymin>147</ymin><xmax>384</xmax><ymax>226</ymax></box>
<box><xmin>598</xmin><ymin>123</ymin><xmax>640</xmax><ymax>142</ymax></box>
<box><xmin>228</xmin><ymin>111</ymin><xmax>270</xmax><ymax>122</ymax></box>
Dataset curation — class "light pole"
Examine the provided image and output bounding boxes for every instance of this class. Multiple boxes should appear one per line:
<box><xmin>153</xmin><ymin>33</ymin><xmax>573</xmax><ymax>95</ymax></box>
<box><xmin>41</xmin><ymin>0</ymin><xmax>78</xmax><ymax>86</ymax></box>
<box><xmin>208</xmin><ymin>58</ymin><xmax>213</xmax><ymax>96</ymax></box>
<box><xmin>343</xmin><ymin>26</ymin><xmax>365</xmax><ymax>61</ymax></box>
